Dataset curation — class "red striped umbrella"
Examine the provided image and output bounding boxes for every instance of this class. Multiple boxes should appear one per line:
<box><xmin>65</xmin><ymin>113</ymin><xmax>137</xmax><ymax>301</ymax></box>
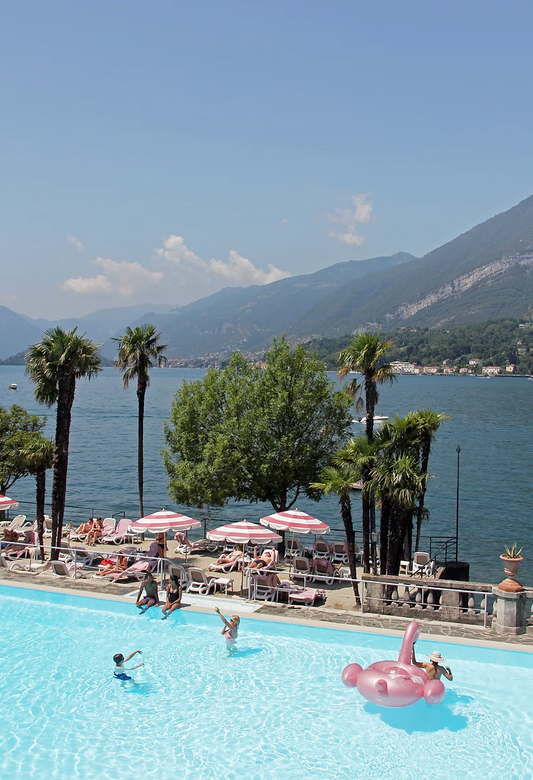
<box><xmin>260</xmin><ymin>509</ymin><xmax>330</xmax><ymax>534</ymax></box>
<box><xmin>207</xmin><ymin>520</ymin><xmax>282</xmax><ymax>545</ymax></box>
<box><xmin>130</xmin><ymin>509</ymin><xmax>201</xmax><ymax>534</ymax></box>
<box><xmin>0</xmin><ymin>494</ymin><xmax>19</xmax><ymax>511</ymax></box>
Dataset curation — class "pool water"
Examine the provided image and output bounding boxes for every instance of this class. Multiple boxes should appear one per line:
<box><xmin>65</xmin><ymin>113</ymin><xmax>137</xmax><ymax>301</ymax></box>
<box><xmin>1</xmin><ymin>585</ymin><xmax>532</xmax><ymax>780</ymax></box>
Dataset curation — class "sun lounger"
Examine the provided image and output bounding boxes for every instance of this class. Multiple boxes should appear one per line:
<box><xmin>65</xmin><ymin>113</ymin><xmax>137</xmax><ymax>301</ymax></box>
<box><xmin>330</xmin><ymin>542</ymin><xmax>349</xmax><ymax>565</ymax></box>
<box><xmin>412</xmin><ymin>552</ymin><xmax>435</xmax><ymax>577</ymax></box>
<box><xmin>0</xmin><ymin>514</ymin><xmax>28</xmax><ymax>531</ymax></box>
<box><xmin>168</xmin><ymin>563</ymin><xmax>189</xmax><ymax>587</ymax></box>
<box><xmin>0</xmin><ymin>552</ymin><xmax>49</xmax><ymax>574</ymax></box>
<box><xmin>310</xmin><ymin>557</ymin><xmax>336</xmax><ymax>585</ymax></box>
<box><xmin>251</xmin><ymin>575</ymin><xmax>277</xmax><ymax>601</ymax></box>
<box><xmin>312</xmin><ymin>539</ymin><xmax>331</xmax><ymax>560</ymax></box>
<box><xmin>288</xmin><ymin>587</ymin><xmax>326</xmax><ymax>606</ymax></box>
<box><xmin>50</xmin><ymin>560</ymin><xmax>85</xmax><ymax>578</ymax></box>
<box><xmin>100</xmin><ymin>518</ymin><xmax>137</xmax><ymax>545</ymax></box>
<box><xmin>292</xmin><ymin>556</ymin><xmax>312</xmax><ymax>582</ymax></box>
<box><xmin>107</xmin><ymin>560</ymin><xmax>153</xmax><ymax>582</ymax></box>
<box><xmin>208</xmin><ymin>556</ymin><xmax>242</xmax><ymax>573</ymax></box>
<box><xmin>284</xmin><ymin>538</ymin><xmax>301</xmax><ymax>559</ymax></box>
<box><xmin>186</xmin><ymin>567</ymin><xmax>217</xmax><ymax>595</ymax></box>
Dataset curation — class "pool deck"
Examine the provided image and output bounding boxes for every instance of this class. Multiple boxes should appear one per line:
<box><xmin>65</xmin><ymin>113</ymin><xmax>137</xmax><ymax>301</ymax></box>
<box><xmin>2</xmin><ymin>568</ymin><xmax>532</xmax><ymax>653</ymax></box>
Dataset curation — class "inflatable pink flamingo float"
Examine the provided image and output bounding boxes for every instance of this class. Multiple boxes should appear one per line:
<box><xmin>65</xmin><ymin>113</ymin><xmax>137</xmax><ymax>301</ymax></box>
<box><xmin>342</xmin><ymin>620</ymin><xmax>445</xmax><ymax>707</ymax></box>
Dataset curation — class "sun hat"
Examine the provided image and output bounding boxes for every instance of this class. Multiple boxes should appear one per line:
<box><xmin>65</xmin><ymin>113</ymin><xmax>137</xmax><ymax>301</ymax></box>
<box><xmin>427</xmin><ymin>650</ymin><xmax>446</xmax><ymax>663</ymax></box>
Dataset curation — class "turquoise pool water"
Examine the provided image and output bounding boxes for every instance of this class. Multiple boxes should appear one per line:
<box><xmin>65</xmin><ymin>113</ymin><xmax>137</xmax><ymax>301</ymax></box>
<box><xmin>1</xmin><ymin>585</ymin><xmax>532</xmax><ymax>780</ymax></box>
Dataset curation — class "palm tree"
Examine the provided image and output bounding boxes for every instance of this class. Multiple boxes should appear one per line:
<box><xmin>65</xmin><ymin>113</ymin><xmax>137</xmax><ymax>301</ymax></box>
<box><xmin>19</xmin><ymin>438</ymin><xmax>54</xmax><ymax>557</ymax></box>
<box><xmin>337</xmin><ymin>333</ymin><xmax>395</xmax><ymax>442</ymax></box>
<box><xmin>26</xmin><ymin>327</ymin><xmax>102</xmax><ymax>557</ymax></box>
<box><xmin>335</xmin><ymin>435</ymin><xmax>377</xmax><ymax>573</ymax></box>
<box><xmin>406</xmin><ymin>409</ymin><xmax>449</xmax><ymax>553</ymax></box>
<box><xmin>367</xmin><ymin>454</ymin><xmax>423</xmax><ymax>575</ymax></box>
<box><xmin>337</xmin><ymin>333</ymin><xmax>395</xmax><ymax>572</ymax></box>
<box><xmin>113</xmin><ymin>325</ymin><xmax>167</xmax><ymax>517</ymax></box>
<box><xmin>311</xmin><ymin>464</ymin><xmax>361</xmax><ymax>604</ymax></box>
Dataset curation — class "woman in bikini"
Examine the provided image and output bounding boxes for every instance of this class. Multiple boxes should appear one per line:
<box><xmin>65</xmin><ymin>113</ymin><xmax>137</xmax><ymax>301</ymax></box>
<box><xmin>214</xmin><ymin>608</ymin><xmax>240</xmax><ymax>644</ymax></box>
<box><xmin>162</xmin><ymin>576</ymin><xmax>182</xmax><ymax>619</ymax></box>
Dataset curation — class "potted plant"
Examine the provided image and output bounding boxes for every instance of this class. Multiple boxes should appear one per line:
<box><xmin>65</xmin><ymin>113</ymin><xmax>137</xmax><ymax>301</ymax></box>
<box><xmin>500</xmin><ymin>543</ymin><xmax>523</xmax><ymax>579</ymax></box>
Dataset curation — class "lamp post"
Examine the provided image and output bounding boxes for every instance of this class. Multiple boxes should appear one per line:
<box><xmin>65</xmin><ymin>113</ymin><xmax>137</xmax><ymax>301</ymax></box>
<box><xmin>455</xmin><ymin>444</ymin><xmax>461</xmax><ymax>562</ymax></box>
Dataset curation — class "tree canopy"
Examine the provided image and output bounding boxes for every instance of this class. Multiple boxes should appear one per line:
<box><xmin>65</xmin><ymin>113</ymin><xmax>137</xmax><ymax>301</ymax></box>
<box><xmin>164</xmin><ymin>338</ymin><xmax>352</xmax><ymax>512</ymax></box>
<box><xmin>0</xmin><ymin>404</ymin><xmax>49</xmax><ymax>494</ymax></box>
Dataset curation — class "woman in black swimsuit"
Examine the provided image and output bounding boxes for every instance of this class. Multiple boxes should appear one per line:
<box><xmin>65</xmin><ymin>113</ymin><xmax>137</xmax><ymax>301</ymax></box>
<box><xmin>162</xmin><ymin>576</ymin><xmax>182</xmax><ymax>619</ymax></box>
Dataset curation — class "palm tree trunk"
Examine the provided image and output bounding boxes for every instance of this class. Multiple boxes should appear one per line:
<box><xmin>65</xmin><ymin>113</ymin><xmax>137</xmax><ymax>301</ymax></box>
<box><xmin>361</xmin><ymin>490</ymin><xmax>371</xmax><ymax>574</ymax></box>
<box><xmin>365</xmin><ymin>389</ymin><xmax>377</xmax><ymax>572</ymax></box>
<box><xmin>36</xmin><ymin>470</ymin><xmax>46</xmax><ymax>559</ymax></box>
<box><xmin>137</xmin><ymin>381</ymin><xmax>146</xmax><ymax>518</ymax></box>
<box><xmin>340</xmin><ymin>493</ymin><xmax>360</xmax><ymax>605</ymax></box>
<box><xmin>415</xmin><ymin>447</ymin><xmax>430</xmax><ymax>553</ymax></box>
<box><xmin>379</xmin><ymin>495</ymin><xmax>390</xmax><ymax>574</ymax></box>
<box><xmin>51</xmin><ymin>375</ymin><xmax>75</xmax><ymax>559</ymax></box>
<box><xmin>387</xmin><ymin>507</ymin><xmax>406</xmax><ymax>575</ymax></box>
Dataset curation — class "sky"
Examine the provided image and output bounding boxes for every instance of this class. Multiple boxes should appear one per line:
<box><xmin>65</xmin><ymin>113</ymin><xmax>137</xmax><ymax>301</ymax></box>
<box><xmin>2</xmin><ymin>0</ymin><xmax>533</xmax><ymax>319</ymax></box>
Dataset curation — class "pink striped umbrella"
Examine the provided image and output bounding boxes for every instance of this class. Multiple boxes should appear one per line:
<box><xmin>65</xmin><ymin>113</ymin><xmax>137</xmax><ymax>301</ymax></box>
<box><xmin>130</xmin><ymin>509</ymin><xmax>201</xmax><ymax>562</ymax></box>
<box><xmin>260</xmin><ymin>509</ymin><xmax>330</xmax><ymax>534</ymax></box>
<box><xmin>0</xmin><ymin>493</ymin><xmax>19</xmax><ymax>511</ymax></box>
<box><xmin>130</xmin><ymin>509</ymin><xmax>201</xmax><ymax>534</ymax></box>
<box><xmin>207</xmin><ymin>520</ymin><xmax>282</xmax><ymax>545</ymax></box>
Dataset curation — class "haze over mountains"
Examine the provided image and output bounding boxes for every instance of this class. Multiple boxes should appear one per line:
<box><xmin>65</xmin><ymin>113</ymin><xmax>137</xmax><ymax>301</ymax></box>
<box><xmin>2</xmin><ymin>195</ymin><xmax>533</xmax><ymax>362</ymax></box>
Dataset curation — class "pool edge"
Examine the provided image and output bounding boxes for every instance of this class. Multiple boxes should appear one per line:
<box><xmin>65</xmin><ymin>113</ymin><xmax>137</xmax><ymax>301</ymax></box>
<box><xmin>2</xmin><ymin>578</ymin><xmax>532</xmax><ymax>654</ymax></box>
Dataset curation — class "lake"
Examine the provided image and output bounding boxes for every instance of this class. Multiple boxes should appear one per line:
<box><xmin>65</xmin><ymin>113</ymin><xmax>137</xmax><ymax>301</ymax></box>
<box><xmin>1</xmin><ymin>366</ymin><xmax>531</xmax><ymax>585</ymax></box>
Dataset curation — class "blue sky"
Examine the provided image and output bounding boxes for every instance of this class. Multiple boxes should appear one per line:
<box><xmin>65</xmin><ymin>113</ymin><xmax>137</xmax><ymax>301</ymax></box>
<box><xmin>2</xmin><ymin>0</ymin><xmax>533</xmax><ymax>318</ymax></box>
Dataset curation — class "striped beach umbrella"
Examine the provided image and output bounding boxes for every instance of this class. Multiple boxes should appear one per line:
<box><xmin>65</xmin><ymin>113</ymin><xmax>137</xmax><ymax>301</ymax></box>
<box><xmin>207</xmin><ymin>520</ymin><xmax>282</xmax><ymax>545</ymax></box>
<box><xmin>260</xmin><ymin>509</ymin><xmax>330</xmax><ymax>535</ymax></box>
<box><xmin>130</xmin><ymin>509</ymin><xmax>201</xmax><ymax>534</ymax></box>
<box><xmin>0</xmin><ymin>494</ymin><xmax>19</xmax><ymax>511</ymax></box>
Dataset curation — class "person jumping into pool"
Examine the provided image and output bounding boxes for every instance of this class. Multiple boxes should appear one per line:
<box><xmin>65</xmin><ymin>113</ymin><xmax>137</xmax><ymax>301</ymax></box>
<box><xmin>113</xmin><ymin>650</ymin><xmax>144</xmax><ymax>680</ymax></box>
<box><xmin>412</xmin><ymin>646</ymin><xmax>453</xmax><ymax>681</ymax></box>
<box><xmin>214</xmin><ymin>607</ymin><xmax>240</xmax><ymax>644</ymax></box>
<box><xmin>136</xmin><ymin>571</ymin><xmax>160</xmax><ymax>614</ymax></box>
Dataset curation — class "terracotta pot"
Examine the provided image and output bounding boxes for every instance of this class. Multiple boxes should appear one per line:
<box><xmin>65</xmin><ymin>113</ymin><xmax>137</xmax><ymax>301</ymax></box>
<box><xmin>500</xmin><ymin>554</ymin><xmax>523</xmax><ymax>579</ymax></box>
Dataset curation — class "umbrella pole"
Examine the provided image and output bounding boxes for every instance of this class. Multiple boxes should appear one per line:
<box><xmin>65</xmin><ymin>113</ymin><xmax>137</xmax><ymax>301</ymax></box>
<box><xmin>240</xmin><ymin>543</ymin><xmax>245</xmax><ymax>595</ymax></box>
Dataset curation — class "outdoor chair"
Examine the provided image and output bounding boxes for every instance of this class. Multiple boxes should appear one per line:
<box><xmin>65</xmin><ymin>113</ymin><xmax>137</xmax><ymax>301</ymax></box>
<box><xmin>292</xmin><ymin>556</ymin><xmax>312</xmax><ymax>583</ymax></box>
<box><xmin>288</xmin><ymin>587</ymin><xmax>327</xmax><ymax>606</ymax></box>
<box><xmin>101</xmin><ymin>518</ymin><xmax>137</xmax><ymax>545</ymax></box>
<box><xmin>312</xmin><ymin>539</ymin><xmax>331</xmax><ymax>560</ymax></box>
<box><xmin>251</xmin><ymin>575</ymin><xmax>277</xmax><ymax>601</ymax></box>
<box><xmin>0</xmin><ymin>551</ymin><xmax>49</xmax><ymax>574</ymax></box>
<box><xmin>399</xmin><ymin>560</ymin><xmax>411</xmax><ymax>576</ymax></box>
<box><xmin>186</xmin><ymin>567</ymin><xmax>217</xmax><ymax>595</ymax></box>
<box><xmin>284</xmin><ymin>538</ymin><xmax>301</xmax><ymax>559</ymax></box>
<box><xmin>330</xmin><ymin>542</ymin><xmax>348</xmax><ymax>565</ymax></box>
<box><xmin>411</xmin><ymin>552</ymin><xmax>434</xmax><ymax>577</ymax></box>
<box><xmin>50</xmin><ymin>560</ymin><xmax>85</xmax><ymax>578</ymax></box>
<box><xmin>168</xmin><ymin>563</ymin><xmax>189</xmax><ymax>587</ymax></box>
<box><xmin>310</xmin><ymin>557</ymin><xmax>336</xmax><ymax>585</ymax></box>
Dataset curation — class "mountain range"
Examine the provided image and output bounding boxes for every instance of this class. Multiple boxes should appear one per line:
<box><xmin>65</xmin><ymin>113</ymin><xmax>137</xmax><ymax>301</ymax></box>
<box><xmin>1</xmin><ymin>194</ymin><xmax>533</xmax><ymax>361</ymax></box>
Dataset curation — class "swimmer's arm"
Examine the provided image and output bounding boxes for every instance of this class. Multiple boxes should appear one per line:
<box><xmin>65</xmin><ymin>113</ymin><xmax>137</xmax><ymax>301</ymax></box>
<box><xmin>411</xmin><ymin>648</ymin><xmax>423</xmax><ymax>667</ymax></box>
<box><xmin>124</xmin><ymin>650</ymin><xmax>143</xmax><ymax>662</ymax></box>
<box><xmin>124</xmin><ymin>662</ymin><xmax>144</xmax><ymax>670</ymax></box>
<box><xmin>442</xmin><ymin>666</ymin><xmax>453</xmax><ymax>681</ymax></box>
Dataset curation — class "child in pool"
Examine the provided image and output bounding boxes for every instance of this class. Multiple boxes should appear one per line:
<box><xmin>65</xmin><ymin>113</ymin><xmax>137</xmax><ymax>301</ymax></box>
<box><xmin>214</xmin><ymin>608</ymin><xmax>240</xmax><ymax>643</ymax></box>
<box><xmin>113</xmin><ymin>650</ymin><xmax>144</xmax><ymax>680</ymax></box>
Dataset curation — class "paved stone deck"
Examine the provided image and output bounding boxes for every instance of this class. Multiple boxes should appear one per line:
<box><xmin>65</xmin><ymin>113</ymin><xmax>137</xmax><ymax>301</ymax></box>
<box><xmin>2</xmin><ymin>567</ymin><xmax>532</xmax><ymax>649</ymax></box>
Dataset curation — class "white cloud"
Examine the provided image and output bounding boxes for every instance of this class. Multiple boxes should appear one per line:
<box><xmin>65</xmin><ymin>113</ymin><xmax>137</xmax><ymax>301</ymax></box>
<box><xmin>67</xmin><ymin>235</ymin><xmax>83</xmax><ymax>251</ymax></box>
<box><xmin>281</xmin><ymin>217</ymin><xmax>289</xmax><ymax>225</ymax></box>
<box><xmin>62</xmin><ymin>258</ymin><xmax>163</xmax><ymax>296</ymax></box>
<box><xmin>327</xmin><ymin>193</ymin><xmax>374</xmax><ymax>246</ymax></box>
<box><xmin>2</xmin><ymin>294</ymin><xmax>18</xmax><ymax>303</ymax></box>
<box><xmin>156</xmin><ymin>235</ymin><xmax>291</xmax><ymax>286</ymax></box>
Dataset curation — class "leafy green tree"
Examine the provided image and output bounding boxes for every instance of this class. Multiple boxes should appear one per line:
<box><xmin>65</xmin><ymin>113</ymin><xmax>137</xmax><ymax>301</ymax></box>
<box><xmin>114</xmin><ymin>325</ymin><xmax>167</xmax><ymax>517</ymax></box>
<box><xmin>164</xmin><ymin>338</ymin><xmax>352</xmax><ymax>515</ymax></box>
<box><xmin>0</xmin><ymin>405</ymin><xmax>47</xmax><ymax>494</ymax></box>
<box><xmin>18</xmin><ymin>437</ymin><xmax>54</xmax><ymax>556</ymax></box>
<box><xmin>311</xmin><ymin>465</ymin><xmax>361</xmax><ymax>604</ymax></box>
<box><xmin>26</xmin><ymin>327</ymin><xmax>102</xmax><ymax>557</ymax></box>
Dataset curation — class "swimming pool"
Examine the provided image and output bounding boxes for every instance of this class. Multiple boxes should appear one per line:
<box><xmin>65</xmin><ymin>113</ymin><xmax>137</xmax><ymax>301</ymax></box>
<box><xmin>1</xmin><ymin>585</ymin><xmax>532</xmax><ymax>780</ymax></box>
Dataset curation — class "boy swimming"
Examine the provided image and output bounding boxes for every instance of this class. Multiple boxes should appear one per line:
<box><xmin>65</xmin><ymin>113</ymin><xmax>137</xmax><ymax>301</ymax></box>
<box><xmin>214</xmin><ymin>607</ymin><xmax>240</xmax><ymax>644</ymax></box>
<box><xmin>113</xmin><ymin>649</ymin><xmax>144</xmax><ymax>680</ymax></box>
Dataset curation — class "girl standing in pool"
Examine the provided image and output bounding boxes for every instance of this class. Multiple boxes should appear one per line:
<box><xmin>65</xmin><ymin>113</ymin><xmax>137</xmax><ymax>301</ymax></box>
<box><xmin>215</xmin><ymin>608</ymin><xmax>240</xmax><ymax>644</ymax></box>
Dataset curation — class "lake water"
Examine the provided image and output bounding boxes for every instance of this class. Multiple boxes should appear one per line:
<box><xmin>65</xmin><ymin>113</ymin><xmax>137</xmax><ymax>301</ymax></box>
<box><xmin>1</xmin><ymin>366</ymin><xmax>531</xmax><ymax>585</ymax></box>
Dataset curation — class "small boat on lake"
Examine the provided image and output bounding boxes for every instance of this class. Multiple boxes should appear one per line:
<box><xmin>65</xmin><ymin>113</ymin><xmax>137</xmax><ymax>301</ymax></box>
<box><xmin>353</xmin><ymin>414</ymin><xmax>389</xmax><ymax>425</ymax></box>
<box><xmin>8</xmin><ymin>383</ymin><xmax>17</xmax><ymax>390</ymax></box>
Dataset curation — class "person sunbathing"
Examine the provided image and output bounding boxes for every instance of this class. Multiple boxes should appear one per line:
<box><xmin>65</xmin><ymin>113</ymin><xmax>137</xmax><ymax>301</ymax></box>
<box><xmin>161</xmin><ymin>576</ymin><xmax>182</xmax><ymax>619</ymax></box>
<box><xmin>1</xmin><ymin>528</ymin><xmax>19</xmax><ymax>550</ymax></box>
<box><xmin>95</xmin><ymin>554</ymin><xmax>129</xmax><ymax>577</ymax></box>
<box><xmin>77</xmin><ymin>519</ymin><xmax>95</xmax><ymax>535</ymax></box>
<box><xmin>247</xmin><ymin>547</ymin><xmax>273</xmax><ymax>570</ymax></box>
<box><xmin>210</xmin><ymin>550</ymin><xmax>243</xmax><ymax>568</ymax></box>
<box><xmin>87</xmin><ymin>518</ymin><xmax>104</xmax><ymax>546</ymax></box>
<box><xmin>174</xmin><ymin>532</ymin><xmax>193</xmax><ymax>548</ymax></box>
